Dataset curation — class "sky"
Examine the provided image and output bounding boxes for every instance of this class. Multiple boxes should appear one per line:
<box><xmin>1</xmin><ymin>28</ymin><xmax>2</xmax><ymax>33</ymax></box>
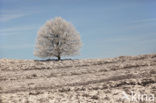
<box><xmin>0</xmin><ymin>0</ymin><xmax>156</xmax><ymax>59</ymax></box>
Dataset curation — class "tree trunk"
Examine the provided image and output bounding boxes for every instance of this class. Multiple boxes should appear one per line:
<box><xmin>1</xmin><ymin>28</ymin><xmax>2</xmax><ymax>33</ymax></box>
<box><xmin>57</xmin><ymin>55</ymin><xmax>61</xmax><ymax>61</ymax></box>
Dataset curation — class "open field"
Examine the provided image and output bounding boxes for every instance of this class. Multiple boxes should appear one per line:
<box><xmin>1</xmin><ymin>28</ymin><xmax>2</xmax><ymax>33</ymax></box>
<box><xmin>0</xmin><ymin>54</ymin><xmax>156</xmax><ymax>103</ymax></box>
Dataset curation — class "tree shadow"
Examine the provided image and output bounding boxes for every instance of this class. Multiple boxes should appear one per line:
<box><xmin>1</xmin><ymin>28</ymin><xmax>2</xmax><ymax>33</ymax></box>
<box><xmin>34</xmin><ymin>58</ymin><xmax>73</xmax><ymax>62</ymax></box>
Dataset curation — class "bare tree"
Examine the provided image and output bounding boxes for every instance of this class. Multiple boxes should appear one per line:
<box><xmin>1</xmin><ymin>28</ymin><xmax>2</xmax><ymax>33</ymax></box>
<box><xmin>34</xmin><ymin>17</ymin><xmax>82</xmax><ymax>60</ymax></box>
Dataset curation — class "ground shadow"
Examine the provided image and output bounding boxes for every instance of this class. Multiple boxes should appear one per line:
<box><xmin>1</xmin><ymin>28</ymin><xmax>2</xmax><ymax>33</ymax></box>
<box><xmin>34</xmin><ymin>58</ymin><xmax>74</xmax><ymax>62</ymax></box>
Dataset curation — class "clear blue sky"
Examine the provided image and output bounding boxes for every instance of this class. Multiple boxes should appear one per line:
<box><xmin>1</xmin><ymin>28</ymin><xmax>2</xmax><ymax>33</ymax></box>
<box><xmin>0</xmin><ymin>0</ymin><xmax>156</xmax><ymax>59</ymax></box>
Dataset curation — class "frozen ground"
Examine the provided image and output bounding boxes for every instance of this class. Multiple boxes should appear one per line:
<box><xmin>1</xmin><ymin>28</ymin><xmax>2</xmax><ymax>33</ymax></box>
<box><xmin>0</xmin><ymin>54</ymin><xmax>156</xmax><ymax>103</ymax></box>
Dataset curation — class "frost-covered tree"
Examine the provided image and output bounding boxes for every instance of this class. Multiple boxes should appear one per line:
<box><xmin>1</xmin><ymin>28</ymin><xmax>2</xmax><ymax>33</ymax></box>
<box><xmin>34</xmin><ymin>17</ymin><xmax>82</xmax><ymax>60</ymax></box>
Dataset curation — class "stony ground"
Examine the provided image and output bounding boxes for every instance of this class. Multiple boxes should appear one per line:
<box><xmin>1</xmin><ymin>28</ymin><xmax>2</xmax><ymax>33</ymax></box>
<box><xmin>0</xmin><ymin>54</ymin><xmax>156</xmax><ymax>103</ymax></box>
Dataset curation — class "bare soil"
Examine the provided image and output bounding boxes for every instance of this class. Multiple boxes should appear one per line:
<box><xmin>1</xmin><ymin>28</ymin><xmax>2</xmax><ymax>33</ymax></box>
<box><xmin>0</xmin><ymin>54</ymin><xmax>156</xmax><ymax>103</ymax></box>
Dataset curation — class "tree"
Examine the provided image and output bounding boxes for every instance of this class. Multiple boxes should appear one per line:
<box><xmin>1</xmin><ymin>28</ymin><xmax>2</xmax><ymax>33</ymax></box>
<box><xmin>34</xmin><ymin>17</ymin><xmax>82</xmax><ymax>60</ymax></box>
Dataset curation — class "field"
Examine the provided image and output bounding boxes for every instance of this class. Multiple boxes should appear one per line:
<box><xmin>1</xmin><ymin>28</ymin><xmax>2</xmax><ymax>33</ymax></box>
<box><xmin>0</xmin><ymin>54</ymin><xmax>156</xmax><ymax>103</ymax></box>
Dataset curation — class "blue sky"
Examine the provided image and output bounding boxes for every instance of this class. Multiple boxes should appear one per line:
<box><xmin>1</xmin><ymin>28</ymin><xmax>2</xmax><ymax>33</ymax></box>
<box><xmin>0</xmin><ymin>0</ymin><xmax>156</xmax><ymax>59</ymax></box>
